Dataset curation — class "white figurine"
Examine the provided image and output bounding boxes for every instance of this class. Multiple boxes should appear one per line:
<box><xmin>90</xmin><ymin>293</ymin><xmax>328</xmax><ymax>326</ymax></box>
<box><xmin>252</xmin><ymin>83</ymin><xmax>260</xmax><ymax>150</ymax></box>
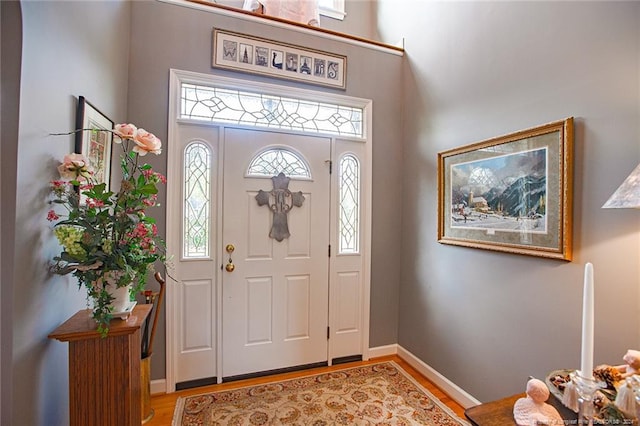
<box><xmin>611</xmin><ymin>350</ymin><xmax>640</xmax><ymax>417</ymax></box>
<box><xmin>611</xmin><ymin>349</ymin><xmax>640</xmax><ymax>379</ymax></box>
<box><xmin>514</xmin><ymin>378</ymin><xmax>564</xmax><ymax>426</ymax></box>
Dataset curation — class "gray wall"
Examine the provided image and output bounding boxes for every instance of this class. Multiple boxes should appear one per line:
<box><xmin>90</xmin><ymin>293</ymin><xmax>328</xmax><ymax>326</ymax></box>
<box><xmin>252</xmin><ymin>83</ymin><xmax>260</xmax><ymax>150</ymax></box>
<box><xmin>1</xmin><ymin>2</ymin><xmax>22</xmax><ymax>424</ymax></box>
<box><xmin>11</xmin><ymin>2</ymin><xmax>131</xmax><ymax>424</ymax></box>
<box><xmin>126</xmin><ymin>0</ymin><xmax>403</xmax><ymax>379</ymax></box>
<box><xmin>377</xmin><ymin>0</ymin><xmax>640</xmax><ymax>402</ymax></box>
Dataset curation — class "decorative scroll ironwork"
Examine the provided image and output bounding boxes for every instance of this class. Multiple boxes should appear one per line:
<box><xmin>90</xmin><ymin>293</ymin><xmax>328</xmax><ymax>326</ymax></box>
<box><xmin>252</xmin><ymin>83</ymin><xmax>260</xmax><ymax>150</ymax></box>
<box><xmin>184</xmin><ymin>142</ymin><xmax>211</xmax><ymax>258</ymax></box>
<box><xmin>180</xmin><ymin>83</ymin><xmax>363</xmax><ymax>137</ymax></box>
<box><xmin>255</xmin><ymin>173</ymin><xmax>305</xmax><ymax>242</ymax></box>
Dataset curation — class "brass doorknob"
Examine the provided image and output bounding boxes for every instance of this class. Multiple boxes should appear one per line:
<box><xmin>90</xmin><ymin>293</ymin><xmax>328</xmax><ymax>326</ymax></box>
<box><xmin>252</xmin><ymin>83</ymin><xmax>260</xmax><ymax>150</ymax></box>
<box><xmin>225</xmin><ymin>245</ymin><xmax>235</xmax><ymax>272</ymax></box>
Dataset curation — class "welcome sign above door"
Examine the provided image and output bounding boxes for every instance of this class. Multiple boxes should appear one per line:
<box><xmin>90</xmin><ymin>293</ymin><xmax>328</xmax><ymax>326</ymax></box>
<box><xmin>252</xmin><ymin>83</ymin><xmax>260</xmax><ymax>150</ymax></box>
<box><xmin>212</xmin><ymin>28</ymin><xmax>347</xmax><ymax>90</ymax></box>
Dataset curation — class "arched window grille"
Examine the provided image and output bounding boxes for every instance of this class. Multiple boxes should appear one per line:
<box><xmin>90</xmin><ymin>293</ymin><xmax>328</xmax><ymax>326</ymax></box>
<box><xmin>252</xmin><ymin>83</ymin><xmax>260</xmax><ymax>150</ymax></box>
<box><xmin>247</xmin><ymin>148</ymin><xmax>311</xmax><ymax>178</ymax></box>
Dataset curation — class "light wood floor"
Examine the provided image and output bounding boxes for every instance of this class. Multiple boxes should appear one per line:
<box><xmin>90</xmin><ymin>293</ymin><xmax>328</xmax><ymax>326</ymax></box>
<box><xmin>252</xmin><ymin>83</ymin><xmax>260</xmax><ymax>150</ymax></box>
<box><xmin>145</xmin><ymin>355</ymin><xmax>467</xmax><ymax>425</ymax></box>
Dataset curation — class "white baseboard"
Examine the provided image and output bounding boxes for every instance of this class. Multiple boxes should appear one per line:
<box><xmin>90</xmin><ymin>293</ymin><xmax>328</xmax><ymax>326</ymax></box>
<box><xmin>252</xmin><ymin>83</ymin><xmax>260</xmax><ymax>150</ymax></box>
<box><xmin>367</xmin><ymin>343</ymin><xmax>399</xmax><ymax>359</ymax></box>
<box><xmin>151</xmin><ymin>379</ymin><xmax>166</xmax><ymax>395</ymax></box>
<box><xmin>396</xmin><ymin>345</ymin><xmax>481</xmax><ymax>409</ymax></box>
<box><xmin>368</xmin><ymin>343</ymin><xmax>480</xmax><ymax>409</ymax></box>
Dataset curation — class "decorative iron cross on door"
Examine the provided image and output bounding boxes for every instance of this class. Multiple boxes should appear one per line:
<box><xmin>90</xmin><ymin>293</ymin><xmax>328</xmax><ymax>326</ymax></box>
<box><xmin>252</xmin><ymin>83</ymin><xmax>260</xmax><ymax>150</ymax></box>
<box><xmin>255</xmin><ymin>172</ymin><xmax>305</xmax><ymax>242</ymax></box>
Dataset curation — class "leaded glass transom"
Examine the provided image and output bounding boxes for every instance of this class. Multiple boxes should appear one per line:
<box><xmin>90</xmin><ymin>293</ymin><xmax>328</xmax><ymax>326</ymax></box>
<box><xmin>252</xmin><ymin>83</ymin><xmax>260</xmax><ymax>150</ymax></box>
<box><xmin>180</xmin><ymin>83</ymin><xmax>363</xmax><ymax>137</ymax></box>
<box><xmin>338</xmin><ymin>154</ymin><xmax>359</xmax><ymax>254</ymax></box>
<box><xmin>183</xmin><ymin>142</ymin><xmax>211</xmax><ymax>258</ymax></box>
<box><xmin>247</xmin><ymin>148</ymin><xmax>311</xmax><ymax>178</ymax></box>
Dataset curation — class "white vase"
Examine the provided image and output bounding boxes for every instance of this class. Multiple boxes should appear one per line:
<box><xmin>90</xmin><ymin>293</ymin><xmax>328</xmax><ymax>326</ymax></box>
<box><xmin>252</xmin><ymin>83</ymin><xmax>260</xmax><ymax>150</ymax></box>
<box><xmin>91</xmin><ymin>270</ymin><xmax>133</xmax><ymax>313</ymax></box>
<box><xmin>108</xmin><ymin>284</ymin><xmax>132</xmax><ymax>313</ymax></box>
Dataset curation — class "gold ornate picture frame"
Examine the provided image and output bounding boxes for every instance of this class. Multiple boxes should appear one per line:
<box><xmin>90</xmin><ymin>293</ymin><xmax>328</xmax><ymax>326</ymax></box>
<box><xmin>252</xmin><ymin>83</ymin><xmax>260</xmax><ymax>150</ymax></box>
<box><xmin>437</xmin><ymin>118</ymin><xmax>574</xmax><ymax>260</ymax></box>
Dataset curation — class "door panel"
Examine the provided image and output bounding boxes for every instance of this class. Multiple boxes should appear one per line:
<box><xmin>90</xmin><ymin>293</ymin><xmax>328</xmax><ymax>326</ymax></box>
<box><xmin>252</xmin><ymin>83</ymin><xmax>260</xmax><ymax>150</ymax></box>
<box><xmin>246</xmin><ymin>276</ymin><xmax>272</xmax><ymax>344</ymax></box>
<box><xmin>178</xmin><ymin>278</ymin><xmax>214</xmax><ymax>380</ymax></box>
<box><xmin>222</xmin><ymin>128</ymin><xmax>331</xmax><ymax>378</ymax></box>
<box><xmin>172</xmin><ymin>124</ymin><xmax>219</xmax><ymax>385</ymax></box>
<box><xmin>329</xmin><ymin>138</ymin><xmax>368</xmax><ymax>360</ymax></box>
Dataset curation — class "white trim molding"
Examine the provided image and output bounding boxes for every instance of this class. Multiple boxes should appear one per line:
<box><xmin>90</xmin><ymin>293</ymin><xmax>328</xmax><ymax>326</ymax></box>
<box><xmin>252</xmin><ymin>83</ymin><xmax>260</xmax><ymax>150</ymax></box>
<box><xmin>368</xmin><ymin>344</ymin><xmax>481</xmax><ymax>409</ymax></box>
<box><xmin>151</xmin><ymin>379</ymin><xmax>167</xmax><ymax>396</ymax></box>
<box><xmin>397</xmin><ymin>346</ymin><xmax>481</xmax><ymax>409</ymax></box>
<box><xmin>368</xmin><ymin>343</ymin><xmax>398</xmax><ymax>359</ymax></box>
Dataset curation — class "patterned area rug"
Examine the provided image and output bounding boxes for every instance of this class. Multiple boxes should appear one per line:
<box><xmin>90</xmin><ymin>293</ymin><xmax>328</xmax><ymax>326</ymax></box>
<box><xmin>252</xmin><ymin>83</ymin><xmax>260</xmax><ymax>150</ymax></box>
<box><xmin>172</xmin><ymin>361</ymin><xmax>469</xmax><ymax>425</ymax></box>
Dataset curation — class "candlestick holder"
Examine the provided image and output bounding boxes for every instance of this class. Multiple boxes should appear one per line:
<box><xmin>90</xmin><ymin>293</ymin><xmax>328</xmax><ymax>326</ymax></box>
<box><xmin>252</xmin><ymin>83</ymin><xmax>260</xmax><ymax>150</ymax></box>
<box><xmin>572</xmin><ymin>371</ymin><xmax>604</xmax><ymax>426</ymax></box>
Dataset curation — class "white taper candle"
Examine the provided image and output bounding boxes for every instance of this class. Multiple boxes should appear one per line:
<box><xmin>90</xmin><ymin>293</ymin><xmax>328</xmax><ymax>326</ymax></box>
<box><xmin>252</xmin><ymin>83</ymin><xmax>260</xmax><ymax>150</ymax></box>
<box><xmin>580</xmin><ymin>262</ymin><xmax>594</xmax><ymax>379</ymax></box>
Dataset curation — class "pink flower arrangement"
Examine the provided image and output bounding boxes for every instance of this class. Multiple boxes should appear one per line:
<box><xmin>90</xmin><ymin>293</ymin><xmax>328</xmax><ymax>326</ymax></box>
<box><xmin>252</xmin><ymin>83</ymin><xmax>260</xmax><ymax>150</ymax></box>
<box><xmin>48</xmin><ymin>123</ymin><xmax>166</xmax><ymax>335</ymax></box>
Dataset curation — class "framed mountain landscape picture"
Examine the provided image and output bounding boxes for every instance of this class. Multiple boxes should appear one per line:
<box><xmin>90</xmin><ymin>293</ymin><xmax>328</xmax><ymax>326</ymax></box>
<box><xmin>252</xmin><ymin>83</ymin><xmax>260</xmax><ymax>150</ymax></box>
<box><xmin>437</xmin><ymin>118</ymin><xmax>574</xmax><ymax>260</ymax></box>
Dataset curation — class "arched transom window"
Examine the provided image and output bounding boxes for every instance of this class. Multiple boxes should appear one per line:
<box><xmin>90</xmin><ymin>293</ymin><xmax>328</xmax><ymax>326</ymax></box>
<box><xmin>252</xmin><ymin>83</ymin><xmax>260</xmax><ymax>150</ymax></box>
<box><xmin>247</xmin><ymin>147</ymin><xmax>311</xmax><ymax>178</ymax></box>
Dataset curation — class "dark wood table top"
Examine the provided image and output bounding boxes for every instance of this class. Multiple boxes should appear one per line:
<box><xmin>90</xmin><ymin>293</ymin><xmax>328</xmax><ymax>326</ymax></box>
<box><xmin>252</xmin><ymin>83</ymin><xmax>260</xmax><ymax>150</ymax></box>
<box><xmin>48</xmin><ymin>304</ymin><xmax>152</xmax><ymax>341</ymax></box>
<box><xmin>464</xmin><ymin>393</ymin><xmax>578</xmax><ymax>426</ymax></box>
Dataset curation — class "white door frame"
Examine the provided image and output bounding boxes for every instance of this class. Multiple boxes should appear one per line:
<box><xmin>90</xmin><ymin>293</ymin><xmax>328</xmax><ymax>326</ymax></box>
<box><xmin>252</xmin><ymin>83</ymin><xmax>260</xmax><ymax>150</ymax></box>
<box><xmin>165</xmin><ymin>68</ymin><xmax>372</xmax><ymax>392</ymax></box>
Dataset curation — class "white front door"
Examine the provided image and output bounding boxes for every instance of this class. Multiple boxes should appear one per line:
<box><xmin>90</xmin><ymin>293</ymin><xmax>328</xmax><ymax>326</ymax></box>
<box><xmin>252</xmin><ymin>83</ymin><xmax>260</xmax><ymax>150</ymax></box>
<box><xmin>167</xmin><ymin>70</ymin><xmax>372</xmax><ymax>391</ymax></box>
<box><xmin>221</xmin><ymin>128</ymin><xmax>331</xmax><ymax>378</ymax></box>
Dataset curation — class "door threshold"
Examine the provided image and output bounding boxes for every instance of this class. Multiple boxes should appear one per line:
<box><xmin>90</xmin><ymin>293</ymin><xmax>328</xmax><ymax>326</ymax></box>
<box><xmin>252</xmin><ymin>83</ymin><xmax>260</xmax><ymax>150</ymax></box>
<box><xmin>332</xmin><ymin>354</ymin><xmax>363</xmax><ymax>365</ymax></box>
<box><xmin>222</xmin><ymin>361</ymin><xmax>328</xmax><ymax>383</ymax></box>
<box><xmin>176</xmin><ymin>376</ymin><xmax>218</xmax><ymax>391</ymax></box>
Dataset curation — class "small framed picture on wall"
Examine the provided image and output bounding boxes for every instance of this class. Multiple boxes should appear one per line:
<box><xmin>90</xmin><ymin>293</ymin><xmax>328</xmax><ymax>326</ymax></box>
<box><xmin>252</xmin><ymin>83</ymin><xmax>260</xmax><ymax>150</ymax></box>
<box><xmin>74</xmin><ymin>96</ymin><xmax>114</xmax><ymax>196</ymax></box>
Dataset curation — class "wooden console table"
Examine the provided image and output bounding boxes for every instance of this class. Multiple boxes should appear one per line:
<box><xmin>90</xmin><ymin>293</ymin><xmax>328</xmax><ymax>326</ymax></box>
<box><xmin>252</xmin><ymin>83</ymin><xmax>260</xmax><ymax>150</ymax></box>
<box><xmin>49</xmin><ymin>305</ymin><xmax>152</xmax><ymax>426</ymax></box>
<box><xmin>464</xmin><ymin>392</ymin><xmax>577</xmax><ymax>426</ymax></box>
